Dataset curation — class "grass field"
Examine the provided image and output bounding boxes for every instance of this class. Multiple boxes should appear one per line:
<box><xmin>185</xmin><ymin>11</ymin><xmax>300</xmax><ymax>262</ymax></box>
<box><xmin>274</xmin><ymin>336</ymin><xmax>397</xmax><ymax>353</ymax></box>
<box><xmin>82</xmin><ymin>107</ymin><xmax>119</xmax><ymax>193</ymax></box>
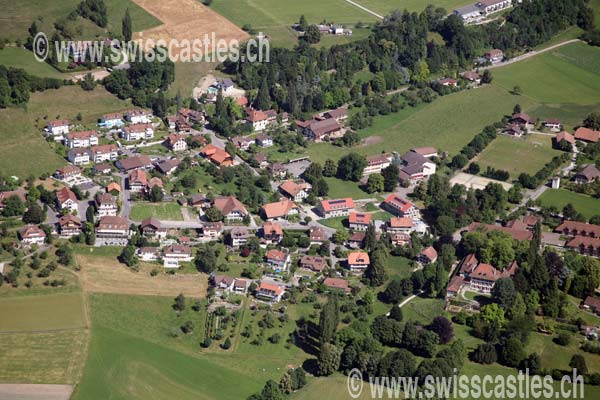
<box><xmin>210</xmin><ymin>0</ymin><xmax>377</xmax><ymax>47</ymax></box>
<box><xmin>493</xmin><ymin>42</ymin><xmax>600</xmax><ymax>130</ymax></box>
<box><xmin>474</xmin><ymin>134</ymin><xmax>560</xmax><ymax>179</ymax></box>
<box><xmin>0</xmin><ymin>85</ymin><xmax>132</xmax><ymax>178</ymax></box>
<box><xmin>324</xmin><ymin>177</ymin><xmax>369</xmax><ymax>199</ymax></box>
<box><xmin>0</xmin><ymin>0</ymin><xmax>161</xmax><ymax>41</ymax></box>
<box><xmin>130</xmin><ymin>202</ymin><xmax>184</xmax><ymax>221</ymax></box>
<box><xmin>306</xmin><ymin>84</ymin><xmax>532</xmax><ymax>163</ymax></box>
<box><xmin>537</xmin><ymin>189</ymin><xmax>600</xmax><ymax>220</ymax></box>
<box><xmin>355</xmin><ymin>0</ymin><xmax>472</xmax><ymax>15</ymax></box>
<box><xmin>0</xmin><ymin>47</ymin><xmax>69</xmax><ymax>79</ymax></box>
<box><xmin>0</xmin><ymin>292</ymin><xmax>87</xmax><ymax>332</ymax></box>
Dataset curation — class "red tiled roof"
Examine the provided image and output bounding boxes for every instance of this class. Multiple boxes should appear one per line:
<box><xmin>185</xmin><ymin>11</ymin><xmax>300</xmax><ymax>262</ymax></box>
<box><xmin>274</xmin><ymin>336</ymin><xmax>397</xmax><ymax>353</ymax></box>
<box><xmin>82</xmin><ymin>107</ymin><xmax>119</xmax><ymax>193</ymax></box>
<box><xmin>261</xmin><ymin>199</ymin><xmax>298</xmax><ymax>219</ymax></box>
<box><xmin>56</xmin><ymin>187</ymin><xmax>77</xmax><ymax>205</ymax></box>
<box><xmin>214</xmin><ymin>196</ymin><xmax>247</xmax><ymax>216</ymax></box>
<box><xmin>384</xmin><ymin>194</ymin><xmax>415</xmax><ymax>213</ymax></box>
<box><xmin>320</xmin><ymin>198</ymin><xmax>354</xmax><ymax>212</ymax></box>
<box><xmin>555</xmin><ymin>221</ymin><xmax>600</xmax><ymax>237</ymax></box>
<box><xmin>575</xmin><ymin>127</ymin><xmax>600</xmax><ymax>143</ymax></box>
<box><xmin>349</xmin><ymin>212</ymin><xmax>371</xmax><ymax>225</ymax></box>
<box><xmin>257</xmin><ymin>281</ymin><xmax>285</xmax><ymax>296</ymax></box>
<box><xmin>389</xmin><ymin>217</ymin><xmax>413</xmax><ymax>228</ymax></box>
<box><xmin>419</xmin><ymin>246</ymin><xmax>438</xmax><ymax>262</ymax></box>
<box><xmin>323</xmin><ymin>277</ymin><xmax>350</xmax><ymax>292</ymax></box>
<box><xmin>266</xmin><ymin>249</ymin><xmax>288</xmax><ymax>262</ymax></box>
<box><xmin>348</xmin><ymin>251</ymin><xmax>370</xmax><ymax>265</ymax></box>
<box><xmin>263</xmin><ymin>221</ymin><xmax>283</xmax><ymax>236</ymax></box>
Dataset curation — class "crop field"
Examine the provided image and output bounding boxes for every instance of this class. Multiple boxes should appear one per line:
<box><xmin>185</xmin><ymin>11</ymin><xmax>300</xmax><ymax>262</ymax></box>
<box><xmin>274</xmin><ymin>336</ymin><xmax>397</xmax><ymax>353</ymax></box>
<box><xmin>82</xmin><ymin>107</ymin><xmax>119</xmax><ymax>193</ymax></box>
<box><xmin>493</xmin><ymin>42</ymin><xmax>600</xmax><ymax>129</ymax></box>
<box><xmin>131</xmin><ymin>0</ymin><xmax>248</xmax><ymax>54</ymax></box>
<box><xmin>75</xmin><ymin>252</ymin><xmax>207</xmax><ymax>297</ymax></box>
<box><xmin>210</xmin><ymin>0</ymin><xmax>377</xmax><ymax>47</ymax></box>
<box><xmin>130</xmin><ymin>202</ymin><xmax>184</xmax><ymax>221</ymax></box>
<box><xmin>0</xmin><ymin>85</ymin><xmax>132</xmax><ymax>178</ymax></box>
<box><xmin>537</xmin><ymin>189</ymin><xmax>600</xmax><ymax>220</ymax></box>
<box><xmin>473</xmin><ymin>134</ymin><xmax>560</xmax><ymax>179</ymax></box>
<box><xmin>0</xmin><ymin>292</ymin><xmax>87</xmax><ymax>332</ymax></box>
<box><xmin>0</xmin><ymin>0</ymin><xmax>160</xmax><ymax>41</ymax></box>
<box><xmin>0</xmin><ymin>292</ymin><xmax>88</xmax><ymax>384</ymax></box>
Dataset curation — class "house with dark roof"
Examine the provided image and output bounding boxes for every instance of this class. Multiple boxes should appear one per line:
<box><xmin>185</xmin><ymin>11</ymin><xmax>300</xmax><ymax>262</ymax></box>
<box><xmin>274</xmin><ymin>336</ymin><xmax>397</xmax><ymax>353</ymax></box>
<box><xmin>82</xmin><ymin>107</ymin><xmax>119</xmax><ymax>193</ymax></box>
<box><xmin>574</xmin><ymin>165</ymin><xmax>600</xmax><ymax>184</ymax></box>
<box><xmin>416</xmin><ymin>246</ymin><xmax>438</xmax><ymax>265</ymax></box>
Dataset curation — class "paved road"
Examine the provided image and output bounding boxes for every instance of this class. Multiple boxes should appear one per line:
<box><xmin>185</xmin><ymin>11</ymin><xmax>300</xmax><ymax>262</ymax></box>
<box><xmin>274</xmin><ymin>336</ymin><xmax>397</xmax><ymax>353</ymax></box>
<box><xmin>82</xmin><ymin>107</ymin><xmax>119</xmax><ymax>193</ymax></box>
<box><xmin>481</xmin><ymin>39</ymin><xmax>581</xmax><ymax>70</ymax></box>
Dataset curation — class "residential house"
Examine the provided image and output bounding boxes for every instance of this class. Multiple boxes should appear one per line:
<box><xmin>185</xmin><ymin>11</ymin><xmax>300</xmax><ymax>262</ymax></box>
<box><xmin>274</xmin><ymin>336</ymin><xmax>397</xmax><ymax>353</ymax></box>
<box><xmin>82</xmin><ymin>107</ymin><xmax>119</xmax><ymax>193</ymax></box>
<box><xmin>213</xmin><ymin>195</ymin><xmax>248</xmax><ymax>222</ymax></box>
<box><xmin>278</xmin><ymin>180</ymin><xmax>311</xmax><ymax>202</ymax></box>
<box><xmin>19</xmin><ymin>225</ymin><xmax>46</xmax><ymax>245</ymax></box>
<box><xmin>128</xmin><ymin>169</ymin><xmax>148</xmax><ymax>193</ymax></box>
<box><xmin>309</xmin><ymin>226</ymin><xmax>326</xmax><ymax>244</ymax></box>
<box><xmin>189</xmin><ymin>194</ymin><xmax>211</xmax><ymax>209</ymax></box>
<box><xmin>229</xmin><ymin>227</ymin><xmax>250</xmax><ymax>247</ymax></box>
<box><xmin>582</xmin><ymin>296</ymin><xmax>600</xmax><ymax>315</ymax></box>
<box><xmin>363</xmin><ymin>153</ymin><xmax>392</xmax><ymax>176</ymax></box>
<box><xmin>255</xmin><ymin>281</ymin><xmax>286</xmax><ymax>302</ymax></box>
<box><xmin>262</xmin><ymin>221</ymin><xmax>283</xmax><ymax>244</ymax></box>
<box><xmin>260</xmin><ymin>199</ymin><xmax>299</xmax><ymax>220</ymax></box>
<box><xmin>396</xmin><ymin>151</ymin><xmax>437</xmax><ymax>184</ymax></box>
<box><xmin>296</xmin><ymin>118</ymin><xmax>342</xmax><ymax>142</ymax></box>
<box><xmin>106</xmin><ymin>182</ymin><xmax>121</xmax><ymax>195</ymax></box>
<box><xmin>178</xmin><ymin>108</ymin><xmax>205</xmax><ymax>126</ymax></box>
<box><xmin>565</xmin><ymin>236</ymin><xmax>600</xmax><ymax>256</ymax></box>
<box><xmin>165</xmin><ymin>134</ymin><xmax>187</xmax><ymax>152</ymax></box>
<box><xmin>323</xmin><ymin>107</ymin><xmax>348</xmax><ymax>123</ymax></box>
<box><xmin>323</xmin><ymin>277</ymin><xmax>351</xmax><ymax>294</ymax></box>
<box><xmin>245</xmin><ymin>109</ymin><xmax>269</xmax><ymax>131</ymax></box>
<box><xmin>121</xmin><ymin>123</ymin><xmax>154</xmax><ymax>141</ymax></box>
<box><xmin>484</xmin><ymin>48</ymin><xmax>504</xmax><ymax>63</ymax></box>
<box><xmin>200</xmin><ymin>144</ymin><xmax>234</xmax><ymax>168</ymax></box>
<box><xmin>215</xmin><ymin>78</ymin><xmax>235</xmax><ymax>93</ymax></box>
<box><xmin>54</xmin><ymin>165</ymin><xmax>82</xmax><ymax>180</ymax></box>
<box><xmin>202</xmin><ymin>222</ymin><xmax>223</xmax><ymax>240</ymax></box>
<box><xmin>99</xmin><ymin>113</ymin><xmax>124</xmax><ymax>128</ymax></box>
<box><xmin>65</xmin><ymin>130</ymin><xmax>98</xmax><ymax>148</ymax></box>
<box><xmin>510</xmin><ymin>113</ymin><xmax>536</xmax><ymax>131</ymax></box>
<box><xmin>58</xmin><ymin>214</ymin><xmax>82</xmax><ymax>237</ymax></box>
<box><xmin>347</xmin><ymin>232</ymin><xmax>366</xmax><ymax>249</ymax></box>
<box><xmin>390</xmin><ymin>232</ymin><xmax>411</xmax><ymax>247</ymax></box>
<box><xmin>140</xmin><ymin>218</ymin><xmax>167</xmax><ymax>240</ymax></box>
<box><xmin>266</xmin><ymin>249</ymin><xmax>291</xmax><ymax>271</ymax></box>
<box><xmin>411</xmin><ymin>147</ymin><xmax>439</xmax><ymax>158</ymax></box>
<box><xmin>318</xmin><ymin>198</ymin><xmax>354</xmax><ymax>218</ymax></box>
<box><xmin>95</xmin><ymin>193</ymin><xmax>118</xmax><ymax>217</ymax></box>
<box><xmin>231</xmin><ymin>135</ymin><xmax>254</xmax><ymax>151</ymax></box>
<box><xmin>68</xmin><ymin>148</ymin><xmax>91</xmax><ymax>165</ymax></box>
<box><xmin>555</xmin><ymin>131</ymin><xmax>575</xmax><ymax>146</ymax></box>
<box><xmin>255</xmin><ymin>134</ymin><xmax>273</xmax><ymax>148</ymax></box>
<box><xmin>90</xmin><ymin>144</ymin><xmax>118</xmax><ymax>163</ymax></box>
<box><xmin>46</xmin><ymin>120</ymin><xmax>70</xmax><ymax>136</ymax></box>
<box><xmin>460</xmin><ymin>70</ymin><xmax>481</xmax><ymax>84</ymax></box>
<box><xmin>574</xmin><ymin>127</ymin><xmax>600</xmax><ymax>143</ymax></box>
<box><xmin>542</xmin><ymin>119</ymin><xmax>561</xmax><ymax>132</ymax></box>
<box><xmin>117</xmin><ymin>155</ymin><xmax>153</xmax><ymax>172</ymax></box>
<box><xmin>96</xmin><ymin>216</ymin><xmax>129</xmax><ymax>245</ymax></box>
<box><xmin>504</xmin><ymin>123</ymin><xmax>524</xmax><ymax>137</ymax></box>
<box><xmin>438</xmin><ymin>78</ymin><xmax>458</xmax><ymax>87</ymax></box>
<box><xmin>155</xmin><ymin>159</ymin><xmax>180</xmax><ymax>176</ymax></box>
<box><xmin>446</xmin><ymin>276</ymin><xmax>464</xmax><ymax>298</ymax></box>
<box><xmin>574</xmin><ymin>165</ymin><xmax>600</xmax><ymax>184</ymax></box>
<box><xmin>387</xmin><ymin>217</ymin><xmax>414</xmax><ymax>233</ymax></box>
<box><xmin>233</xmin><ymin>278</ymin><xmax>249</xmax><ymax>294</ymax></box>
<box><xmin>56</xmin><ymin>187</ymin><xmax>78</xmax><ymax>213</ymax></box>
<box><xmin>212</xmin><ymin>275</ymin><xmax>235</xmax><ymax>294</ymax></box>
<box><xmin>347</xmin><ymin>251</ymin><xmax>370</xmax><ymax>274</ymax></box>
<box><xmin>254</xmin><ymin>153</ymin><xmax>269</xmax><ymax>169</ymax></box>
<box><xmin>554</xmin><ymin>221</ymin><xmax>600</xmax><ymax>238</ymax></box>
<box><xmin>162</xmin><ymin>244</ymin><xmax>193</xmax><ymax>263</ymax></box>
<box><xmin>94</xmin><ymin>163</ymin><xmax>112</xmax><ymax>175</ymax></box>
<box><xmin>124</xmin><ymin>109</ymin><xmax>151</xmax><ymax>124</ymax></box>
<box><xmin>348</xmin><ymin>212</ymin><xmax>371</xmax><ymax>231</ymax></box>
<box><xmin>382</xmin><ymin>194</ymin><xmax>420</xmax><ymax>219</ymax></box>
<box><xmin>416</xmin><ymin>246</ymin><xmax>438</xmax><ymax>265</ymax></box>
<box><xmin>299</xmin><ymin>255</ymin><xmax>328</xmax><ymax>273</ymax></box>
<box><xmin>462</xmin><ymin>257</ymin><xmax>518</xmax><ymax>293</ymax></box>
<box><xmin>268</xmin><ymin>163</ymin><xmax>287</xmax><ymax>179</ymax></box>
<box><xmin>137</xmin><ymin>247</ymin><xmax>161</xmax><ymax>261</ymax></box>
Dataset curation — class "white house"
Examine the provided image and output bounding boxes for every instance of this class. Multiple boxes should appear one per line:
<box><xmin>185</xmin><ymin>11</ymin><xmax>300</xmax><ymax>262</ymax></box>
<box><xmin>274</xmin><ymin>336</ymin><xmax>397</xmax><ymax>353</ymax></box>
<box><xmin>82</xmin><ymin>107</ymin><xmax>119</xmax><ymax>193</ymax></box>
<box><xmin>56</xmin><ymin>187</ymin><xmax>78</xmax><ymax>213</ymax></box>
<box><xmin>64</xmin><ymin>130</ymin><xmax>98</xmax><ymax>148</ymax></box>
<box><xmin>99</xmin><ymin>113</ymin><xmax>124</xmax><ymax>128</ymax></box>
<box><xmin>68</xmin><ymin>149</ymin><xmax>91</xmax><ymax>165</ymax></box>
<box><xmin>121</xmin><ymin>124</ymin><xmax>154</xmax><ymax>141</ymax></box>
<box><xmin>95</xmin><ymin>193</ymin><xmax>118</xmax><ymax>217</ymax></box>
<box><xmin>90</xmin><ymin>144</ymin><xmax>118</xmax><ymax>163</ymax></box>
<box><xmin>124</xmin><ymin>109</ymin><xmax>151</xmax><ymax>124</ymax></box>
<box><xmin>266</xmin><ymin>249</ymin><xmax>291</xmax><ymax>271</ymax></box>
<box><xmin>19</xmin><ymin>225</ymin><xmax>46</xmax><ymax>246</ymax></box>
<box><xmin>162</xmin><ymin>244</ymin><xmax>193</xmax><ymax>263</ymax></box>
<box><xmin>256</xmin><ymin>281</ymin><xmax>286</xmax><ymax>302</ymax></box>
<box><xmin>46</xmin><ymin>120</ymin><xmax>70</xmax><ymax>136</ymax></box>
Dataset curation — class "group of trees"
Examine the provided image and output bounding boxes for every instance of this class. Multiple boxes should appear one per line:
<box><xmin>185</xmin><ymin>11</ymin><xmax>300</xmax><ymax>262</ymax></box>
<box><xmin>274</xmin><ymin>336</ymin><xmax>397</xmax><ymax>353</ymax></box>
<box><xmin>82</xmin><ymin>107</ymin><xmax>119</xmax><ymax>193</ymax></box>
<box><xmin>0</xmin><ymin>65</ymin><xmax>66</xmax><ymax>108</ymax></box>
<box><xmin>76</xmin><ymin>0</ymin><xmax>108</xmax><ymax>28</ymax></box>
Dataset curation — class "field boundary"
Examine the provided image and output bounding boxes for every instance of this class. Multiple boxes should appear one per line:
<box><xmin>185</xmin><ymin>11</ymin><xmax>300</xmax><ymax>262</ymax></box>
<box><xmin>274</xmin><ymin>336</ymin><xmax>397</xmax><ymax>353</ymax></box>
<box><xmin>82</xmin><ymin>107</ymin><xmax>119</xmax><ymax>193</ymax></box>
<box><xmin>343</xmin><ymin>0</ymin><xmax>384</xmax><ymax>19</ymax></box>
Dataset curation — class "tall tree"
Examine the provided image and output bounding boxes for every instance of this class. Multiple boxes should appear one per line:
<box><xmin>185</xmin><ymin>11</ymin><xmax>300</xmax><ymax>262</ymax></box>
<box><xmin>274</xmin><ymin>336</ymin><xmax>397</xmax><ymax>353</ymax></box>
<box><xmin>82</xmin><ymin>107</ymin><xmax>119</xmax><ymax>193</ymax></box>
<box><xmin>122</xmin><ymin>8</ymin><xmax>132</xmax><ymax>42</ymax></box>
<box><xmin>318</xmin><ymin>296</ymin><xmax>339</xmax><ymax>343</ymax></box>
<box><xmin>255</xmin><ymin>77</ymin><xmax>270</xmax><ymax>110</ymax></box>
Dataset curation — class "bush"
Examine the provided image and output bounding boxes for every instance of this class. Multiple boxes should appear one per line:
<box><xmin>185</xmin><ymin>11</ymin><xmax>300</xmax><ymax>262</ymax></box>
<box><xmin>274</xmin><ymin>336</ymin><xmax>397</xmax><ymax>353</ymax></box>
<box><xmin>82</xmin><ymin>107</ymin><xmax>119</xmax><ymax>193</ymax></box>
<box><xmin>554</xmin><ymin>332</ymin><xmax>571</xmax><ymax>346</ymax></box>
<box><xmin>181</xmin><ymin>320</ymin><xmax>194</xmax><ymax>334</ymax></box>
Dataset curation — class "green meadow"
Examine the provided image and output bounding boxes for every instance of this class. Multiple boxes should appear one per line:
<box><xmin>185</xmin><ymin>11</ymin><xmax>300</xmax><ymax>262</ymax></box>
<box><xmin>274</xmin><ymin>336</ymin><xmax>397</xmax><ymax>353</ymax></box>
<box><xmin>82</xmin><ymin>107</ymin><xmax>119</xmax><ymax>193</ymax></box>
<box><xmin>130</xmin><ymin>202</ymin><xmax>185</xmax><ymax>221</ymax></box>
<box><xmin>537</xmin><ymin>189</ymin><xmax>600</xmax><ymax>220</ymax></box>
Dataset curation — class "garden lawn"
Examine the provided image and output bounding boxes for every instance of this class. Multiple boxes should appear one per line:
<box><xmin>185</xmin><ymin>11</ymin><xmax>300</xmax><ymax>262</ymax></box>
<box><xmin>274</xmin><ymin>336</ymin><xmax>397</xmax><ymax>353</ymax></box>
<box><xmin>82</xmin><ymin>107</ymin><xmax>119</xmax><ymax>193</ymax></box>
<box><xmin>473</xmin><ymin>134</ymin><xmax>560</xmax><ymax>179</ymax></box>
<box><xmin>130</xmin><ymin>202</ymin><xmax>184</xmax><ymax>221</ymax></box>
<box><xmin>324</xmin><ymin>177</ymin><xmax>368</xmax><ymax>199</ymax></box>
<box><xmin>400</xmin><ymin>295</ymin><xmax>445</xmax><ymax>324</ymax></box>
<box><xmin>537</xmin><ymin>189</ymin><xmax>600</xmax><ymax>220</ymax></box>
<box><xmin>492</xmin><ymin>42</ymin><xmax>600</xmax><ymax>130</ymax></box>
<box><xmin>209</xmin><ymin>0</ymin><xmax>377</xmax><ymax>48</ymax></box>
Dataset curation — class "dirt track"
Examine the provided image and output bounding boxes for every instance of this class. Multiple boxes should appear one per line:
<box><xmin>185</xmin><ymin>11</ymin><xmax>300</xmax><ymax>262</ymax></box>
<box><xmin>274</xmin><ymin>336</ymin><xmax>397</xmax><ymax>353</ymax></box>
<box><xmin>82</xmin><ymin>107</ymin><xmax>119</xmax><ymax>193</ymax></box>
<box><xmin>0</xmin><ymin>384</ymin><xmax>73</xmax><ymax>400</ymax></box>
<box><xmin>132</xmin><ymin>0</ymin><xmax>249</xmax><ymax>54</ymax></box>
